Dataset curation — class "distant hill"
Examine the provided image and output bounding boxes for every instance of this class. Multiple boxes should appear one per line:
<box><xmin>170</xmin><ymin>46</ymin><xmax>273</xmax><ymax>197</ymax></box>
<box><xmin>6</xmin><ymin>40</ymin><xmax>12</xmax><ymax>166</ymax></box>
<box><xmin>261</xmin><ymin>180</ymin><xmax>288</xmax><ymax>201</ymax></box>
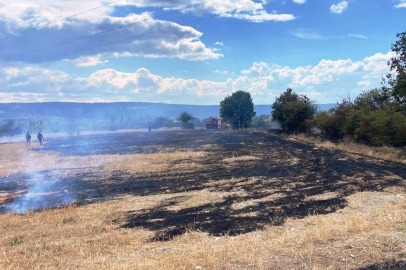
<box><xmin>0</xmin><ymin>102</ymin><xmax>336</xmax><ymax>120</ymax></box>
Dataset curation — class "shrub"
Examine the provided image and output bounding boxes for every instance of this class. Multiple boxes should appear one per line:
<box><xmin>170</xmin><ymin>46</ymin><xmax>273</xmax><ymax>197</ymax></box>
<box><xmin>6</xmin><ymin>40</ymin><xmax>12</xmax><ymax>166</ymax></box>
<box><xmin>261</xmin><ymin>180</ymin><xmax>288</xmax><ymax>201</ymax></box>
<box><xmin>309</xmin><ymin>112</ymin><xmax>344</xmax><ymax>140</ymax></box>
<box><xmin>352</xmin><ymin>109</ymin><xmax>387</xmax><ymax>145</ymax></box>
<box><xmin>347</xmin><ymin>109</ymin><xmax>406</xmax><ymax>146</ymax></box>
<box><xmin>272</xmin><ymin>88</ymin><xmax>317</xmax><ymax>133</ymax></box>
<box><xmin>385</xmin><ymin>112</ymin><xmax>406</xmax><ymax>146</ymax></box>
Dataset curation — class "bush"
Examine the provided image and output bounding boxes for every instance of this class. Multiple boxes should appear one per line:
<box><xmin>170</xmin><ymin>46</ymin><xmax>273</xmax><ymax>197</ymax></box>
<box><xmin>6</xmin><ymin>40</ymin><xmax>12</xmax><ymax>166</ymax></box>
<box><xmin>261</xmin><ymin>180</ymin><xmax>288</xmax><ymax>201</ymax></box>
<box><xmin>346</xmin><ymin>109</ymin><xmax>406</xmax><ymax>146</ymax></box>
<box><xmin>352</xmin><ymin>109</ymin><xmax>387</xmax><ymax>145</ymax></box>
<box><xmin>272</xmin><ymin>88</ymin><xmax>317</xmax><ymax>133</ymax></box>
<box><xmin>309</xmin><ymin>112</ymin><xmax>344</xmax><ymax>140</ymax></box>
<box><xmin>386</xmin><ymin>112</ymin><xmax>406</xmax><ymax>146</ymax></box>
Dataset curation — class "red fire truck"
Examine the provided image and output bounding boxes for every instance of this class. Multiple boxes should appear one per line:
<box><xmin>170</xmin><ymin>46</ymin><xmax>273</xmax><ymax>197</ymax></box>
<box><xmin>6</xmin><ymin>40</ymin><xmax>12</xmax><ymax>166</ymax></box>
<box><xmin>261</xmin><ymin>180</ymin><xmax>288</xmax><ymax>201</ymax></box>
<box><xmin>205</xmin><ymin>117</ymin><xmax>229</xmax><ymax>130</ymax></box>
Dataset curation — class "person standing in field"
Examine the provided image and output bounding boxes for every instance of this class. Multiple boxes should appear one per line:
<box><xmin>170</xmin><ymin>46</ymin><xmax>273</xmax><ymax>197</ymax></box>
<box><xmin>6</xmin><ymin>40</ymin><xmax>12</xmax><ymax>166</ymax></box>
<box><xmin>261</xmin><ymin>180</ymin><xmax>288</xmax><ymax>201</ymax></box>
<box><xmin>37</xmin><ymin>132</ymin><xmax>45</xmax><ymax>146</ymax></box>
<box><xmin>25</xmin><ymin>131</ymin><xmax>31</xmax><ymax>146</ymax></box>
<box><xmin>149</xmin><ymin>124</ymin><xmax>152</xmax><ymax>133</ymax></box>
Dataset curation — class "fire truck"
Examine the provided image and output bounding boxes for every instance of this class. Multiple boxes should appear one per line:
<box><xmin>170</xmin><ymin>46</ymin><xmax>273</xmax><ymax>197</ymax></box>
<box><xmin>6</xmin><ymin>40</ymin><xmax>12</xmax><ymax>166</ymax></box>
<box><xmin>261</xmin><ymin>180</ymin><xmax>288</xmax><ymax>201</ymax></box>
<box><xmin>205</xmin><ymin>117</ymin><xmax>229</xmax><ymax>130</ymax></box>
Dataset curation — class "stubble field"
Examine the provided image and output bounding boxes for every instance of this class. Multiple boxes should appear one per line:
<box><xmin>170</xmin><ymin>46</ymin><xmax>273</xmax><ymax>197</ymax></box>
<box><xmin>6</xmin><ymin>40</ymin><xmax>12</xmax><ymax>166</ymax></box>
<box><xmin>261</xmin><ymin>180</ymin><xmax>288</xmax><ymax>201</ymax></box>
<box><xmin>1</xmin><ymin>129</ymin><xmax>406</xmax><ymax>270</ymax></box>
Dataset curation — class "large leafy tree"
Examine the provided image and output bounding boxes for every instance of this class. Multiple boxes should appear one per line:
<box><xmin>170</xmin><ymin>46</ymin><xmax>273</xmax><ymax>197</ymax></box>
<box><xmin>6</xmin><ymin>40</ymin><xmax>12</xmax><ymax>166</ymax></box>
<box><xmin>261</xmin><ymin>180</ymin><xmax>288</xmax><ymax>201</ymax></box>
<box><xmin>220</xmin><ymin>91</ymin><xmax>256</xmax><ymax>129</ymax></box>
<box><xmin>177</xmin><ymin>112</ymin><xmax>195</xmax><ymax>129</ymax></box>
<box><xmin>387</xmin><ymin>31</ymin><xmax>406</xmax><ymax>104</ymax></box>
<box><xmin>272</xmin><ymin>88</ymin><xmax>317</xmax><ymax>133</ymax></box>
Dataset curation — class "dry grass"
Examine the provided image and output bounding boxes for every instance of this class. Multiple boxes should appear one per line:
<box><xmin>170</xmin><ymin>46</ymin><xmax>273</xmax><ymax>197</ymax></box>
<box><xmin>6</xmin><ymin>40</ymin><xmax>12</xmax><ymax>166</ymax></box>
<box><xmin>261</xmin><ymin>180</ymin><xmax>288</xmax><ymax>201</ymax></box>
<box><xmin>223</xmin><ymin>156</ymin><xmax>261</xmax><ymax>163</ymax></box>
<box><xmin>0</xmin><ymin>142</ymin><xmax>206</xmax><ymax>178</ymax></box>
<box><xmin>2</xmin><ymin>139</ymin><xmax>406</xmax><ymax>269</ymax></box>
<box><xmin>105</xmin><ymin>151</ymin><xmax>206</xmax><ymax>173</ymax></box>
<box><xmin>289</xmin><ymin>134</ymin><xmax>406</xmax><ymax>164</ymax></box>
<box><xmin>1</xmin><ymin>192</ymin><xmax>406</xmax><ymax>270</ymax></box>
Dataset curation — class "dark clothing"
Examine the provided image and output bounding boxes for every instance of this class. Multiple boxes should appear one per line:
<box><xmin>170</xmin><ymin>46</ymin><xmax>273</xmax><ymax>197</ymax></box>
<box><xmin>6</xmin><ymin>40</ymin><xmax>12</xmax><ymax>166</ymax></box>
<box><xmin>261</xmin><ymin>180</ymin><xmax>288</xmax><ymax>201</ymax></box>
<box><xmin>25</xmin><ymin>133</ymin><xmax>31</xmax><ymax>146</ymax></box>
<box><xmin>37</xmin><ymin>133</ymin><xmax>45</xmax><ymax>146</ymax></box>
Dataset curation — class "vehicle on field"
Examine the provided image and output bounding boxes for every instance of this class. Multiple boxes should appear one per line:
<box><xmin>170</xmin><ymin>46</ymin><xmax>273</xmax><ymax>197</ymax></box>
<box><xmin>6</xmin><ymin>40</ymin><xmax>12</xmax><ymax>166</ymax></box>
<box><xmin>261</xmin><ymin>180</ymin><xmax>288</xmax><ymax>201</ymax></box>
<box><xmin>205</xmin><ymin>117</ymin><xmax>229</xmax><ymax>130</ymax></box>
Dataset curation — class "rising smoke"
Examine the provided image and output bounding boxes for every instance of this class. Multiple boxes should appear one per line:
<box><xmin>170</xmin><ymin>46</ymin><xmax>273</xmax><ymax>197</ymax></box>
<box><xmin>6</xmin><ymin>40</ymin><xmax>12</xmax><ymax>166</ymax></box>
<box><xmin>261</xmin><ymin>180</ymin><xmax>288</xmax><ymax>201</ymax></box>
<box><xmin>4</xmin><ymin>152</ymin><xmax>78</xmax><ymax>214</ymax></box>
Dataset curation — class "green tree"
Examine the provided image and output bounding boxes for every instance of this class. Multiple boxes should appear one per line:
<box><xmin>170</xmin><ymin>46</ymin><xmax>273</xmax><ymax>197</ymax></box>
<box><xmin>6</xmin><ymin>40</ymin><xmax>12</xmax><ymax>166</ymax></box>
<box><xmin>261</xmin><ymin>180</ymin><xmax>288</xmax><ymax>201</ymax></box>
<box><xmin>0</xmin><ymin>120</ymin><xmax>21</xmax><ymax>136</ymax></box>
<box><xmin>272</xmin><ymin>88</ymin><xmax>317</xmax><ymax>133</ymax></box>
<box><xmin>220</xmin><ymin>91</ymin><xmax>256</xmax><ymax>129</ymax></box>
<box><xmin>387</xmin><ymin>31</ymin><xmax>406</xmax><ymax>104</ymax></box>
<box><xmin>177</xmin><ymin>112</ymin><xmax>195</xmax><ymax>129</ymax></box>
<box><xmin>354</xmin><ymin>88</ymin><xmax>393</xmax><ymax>111</ymax></box>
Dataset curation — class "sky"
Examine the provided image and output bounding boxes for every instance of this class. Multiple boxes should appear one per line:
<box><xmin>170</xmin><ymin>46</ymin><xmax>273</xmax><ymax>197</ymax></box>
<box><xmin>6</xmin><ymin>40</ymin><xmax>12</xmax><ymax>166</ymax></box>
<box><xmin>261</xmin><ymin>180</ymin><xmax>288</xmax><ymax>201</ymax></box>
<box><xmin>0</xmin><ymin>0</ymin><xmax>405</xmax><ymax>105</ymax></box>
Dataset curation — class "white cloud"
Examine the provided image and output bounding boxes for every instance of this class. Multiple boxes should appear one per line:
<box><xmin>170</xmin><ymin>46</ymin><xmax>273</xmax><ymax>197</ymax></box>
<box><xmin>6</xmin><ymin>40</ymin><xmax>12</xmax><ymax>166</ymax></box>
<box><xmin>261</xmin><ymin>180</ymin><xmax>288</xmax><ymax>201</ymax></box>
<box><xmin>395</xmin><ymin>0</ymin><xmax>406</xmax><ymax>8</ymax></box>
<box><xmin>293</xmin><ymin>0</ymin><xmax>306</xmax><ymax>4</ymax></box>
<box><xmin>0</xmin><ymin>13</ymin><xmax>222</xmax><ymax>63</ymax></box>
<box><xmin>348</xmin><ymin>34</ymin><xmax>367</xmax><ymax>39</ymax></box>
<box><xmin>226</xmin><ymin>11</ymin><xmax>295</xmax><ymax>23</ymax></box>
<box><xmin>215</xmin><ymin>70</ymin><xmax>228</xmax><ymax>74</ymax></box>
<box><xmin>241</xmin><ymin>62</ymin><xmax>275</xmax><ymax>76</ymax></box>
<box><xmin>331</xmin><ymin>1</ymin><xmax>348</xmax><ymax>14</ymax></box>
<box><xmin>214</xmin><ymin>42</ymin><xmax>225</xmax><ymax>47</ymax></box>
<box><xmin>0</xmin><ymin>0</ymin><xmax>296</xmax><ymax>64</ymax></box>
<box><xmin>156</xmin><ymin>0</ymin><xmax>296</xmax><ymax>23</ymax></box>
<box><xmin>0</xmin><ymin>64</ymin><xmax>71</xmax><ymax>95</ymax></box>
<box><xmin>357</xmin><ymin>81</ymin><xmax>371</xmax><ymax>87</ymax></box>
<box><xmin>0</xmin><ymin>0</ymin><xmax>296</xmax><ymax>30</ymax></box>
<box><xmin>0</xmin><ymin>51</ymin><xmax>395</xmax><ymax>104</ymax></box>
<box><xmin>291</xmin><ymin>29</ymin><xmax>324</xmax><ymax>40</ymax></box>
<box><xmin>66</xmin><ymin>55</ymin><xmax>109</xmax><ymax>67</ymax></box>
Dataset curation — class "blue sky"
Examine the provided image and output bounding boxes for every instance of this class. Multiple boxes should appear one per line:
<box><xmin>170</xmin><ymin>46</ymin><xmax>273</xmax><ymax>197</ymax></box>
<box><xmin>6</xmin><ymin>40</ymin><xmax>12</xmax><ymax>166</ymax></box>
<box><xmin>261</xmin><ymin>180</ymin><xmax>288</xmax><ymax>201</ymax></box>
<box><xmin>0</xmin><ymin>0</ymin><xmax>405</xmax><ymax>104</ymax></box>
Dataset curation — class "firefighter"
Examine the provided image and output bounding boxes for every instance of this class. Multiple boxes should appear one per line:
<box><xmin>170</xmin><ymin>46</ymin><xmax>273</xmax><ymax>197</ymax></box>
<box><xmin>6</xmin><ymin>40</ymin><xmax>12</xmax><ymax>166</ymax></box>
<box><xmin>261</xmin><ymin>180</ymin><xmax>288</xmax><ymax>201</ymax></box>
<box><xmin>25</xmin><ymin>131</ymin><xmax>31</xmax><ymax>146</ymax></box>
<box><xmin>37</xmin><ymin>132</ymin><xmax>45</xmax><ymax>146</ymax></box>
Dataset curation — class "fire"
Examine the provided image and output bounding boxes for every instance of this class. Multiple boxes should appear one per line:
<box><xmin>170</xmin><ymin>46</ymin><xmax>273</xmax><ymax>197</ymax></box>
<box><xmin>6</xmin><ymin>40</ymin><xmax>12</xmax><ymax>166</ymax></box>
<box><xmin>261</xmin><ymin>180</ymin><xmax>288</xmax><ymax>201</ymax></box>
<box><xmin>0</xmin><ymin>195</ymin><xmax>16</xmax><ymax>204</ymax></box>
<box><xmin>56</xmin><ymin>201</ymin><xmax>79</xmax><ymax>209</ymax></box>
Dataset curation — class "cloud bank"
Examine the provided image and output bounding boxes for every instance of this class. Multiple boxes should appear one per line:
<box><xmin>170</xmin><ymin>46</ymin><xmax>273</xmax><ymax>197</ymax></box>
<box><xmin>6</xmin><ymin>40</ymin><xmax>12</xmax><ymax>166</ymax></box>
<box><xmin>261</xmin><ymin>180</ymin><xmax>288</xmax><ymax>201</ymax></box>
<box><xmin>0</xmin><ymin>51</ymin><xmax>395</xmax><ymax>104</ymax></box>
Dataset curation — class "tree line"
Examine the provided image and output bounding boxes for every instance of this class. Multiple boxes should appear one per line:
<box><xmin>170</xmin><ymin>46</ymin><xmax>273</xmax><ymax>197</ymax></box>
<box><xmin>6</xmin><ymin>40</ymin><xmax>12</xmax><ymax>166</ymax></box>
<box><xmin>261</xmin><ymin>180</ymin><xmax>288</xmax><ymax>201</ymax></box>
<box><xmin>1</xmin><ymin>31</ymin><xmax>404</xmax><ymax>146</ymax></box>
<box><xmin>178</xmin><ymin>28</ymin><xmax>404</xmax><ymax>139</ymax></box>
<box><xmin>211</xmin><ymin>31</ymin><xmax>406</xmax><ymax>147</ymax></box>
<box><xmin>272</xmin><ymin>31</ymin><xmax>406</xmax><ymax>146</ymax></box>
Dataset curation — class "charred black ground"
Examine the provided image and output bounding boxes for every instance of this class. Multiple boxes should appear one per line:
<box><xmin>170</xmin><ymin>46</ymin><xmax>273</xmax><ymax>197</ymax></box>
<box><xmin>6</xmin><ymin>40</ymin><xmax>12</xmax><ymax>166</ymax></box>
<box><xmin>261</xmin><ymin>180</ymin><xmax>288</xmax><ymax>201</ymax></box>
<box><xmin>1</xmin><ymin>130</ymin><xmax>406</xmax><ymax>241</ymax></box>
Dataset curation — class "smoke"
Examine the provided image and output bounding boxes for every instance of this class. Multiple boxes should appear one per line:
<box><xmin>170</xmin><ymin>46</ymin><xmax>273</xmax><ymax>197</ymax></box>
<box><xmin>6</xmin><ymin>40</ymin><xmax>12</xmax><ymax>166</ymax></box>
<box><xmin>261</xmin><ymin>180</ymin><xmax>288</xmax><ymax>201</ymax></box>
<box><xmin>5</xmin><ymin>157</ymin><xmax>78</xmax><ymax>214</ymax></box>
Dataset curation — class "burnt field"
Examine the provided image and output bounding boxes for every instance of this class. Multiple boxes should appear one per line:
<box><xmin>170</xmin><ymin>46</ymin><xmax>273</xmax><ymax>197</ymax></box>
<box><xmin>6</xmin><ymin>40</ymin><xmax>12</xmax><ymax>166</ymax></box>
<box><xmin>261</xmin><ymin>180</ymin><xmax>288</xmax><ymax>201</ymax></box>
<box><xmin>1</xmin><ymin>129</ymin><xmax>406</xmax><ymax>270</ymax></box>
<box><xmin>2</xmin><ymin>130</ymin><xmax>406</xmax><ymax>222</ymax></box>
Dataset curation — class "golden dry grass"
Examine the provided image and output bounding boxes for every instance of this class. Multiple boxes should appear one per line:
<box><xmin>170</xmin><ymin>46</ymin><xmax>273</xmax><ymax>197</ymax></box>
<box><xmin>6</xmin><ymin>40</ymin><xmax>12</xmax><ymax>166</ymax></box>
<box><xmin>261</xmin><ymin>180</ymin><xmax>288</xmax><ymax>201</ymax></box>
<box><xmin>2</xmin><ymin>140</ymin><xmax>406</xmax><ymax>269</ymax></box>
<box><xmin>1</xmin><ymin>192</ymin><xmax>406</xmax><ymax>270</ymax></box>
<box><xmin>0</xmin><ymin>142</ymin><xmax>206</xmax><ymax>178</ymax></box>
<box><xmin>223</xmin><ymin>156</ymin><xmax>261</xmax><ymax>163</ymax></box>
<box><xmin>288</xmin><ymin>134</ymin><xmax>406</xmax><ymax>164</ymax></box>
<box><xmin>105</xmin><ymin>151</ymin><xmax>206</xmax><ymax>173</ymax></box>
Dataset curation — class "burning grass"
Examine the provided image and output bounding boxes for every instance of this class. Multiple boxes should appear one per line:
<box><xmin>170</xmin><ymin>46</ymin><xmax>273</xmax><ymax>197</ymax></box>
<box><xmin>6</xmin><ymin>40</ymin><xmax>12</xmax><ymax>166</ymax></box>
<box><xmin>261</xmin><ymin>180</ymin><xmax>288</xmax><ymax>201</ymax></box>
<box><xmin>0</xmin><ymin>141</ymin><xmax>207</xmax><ymax>214</ymax></box>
